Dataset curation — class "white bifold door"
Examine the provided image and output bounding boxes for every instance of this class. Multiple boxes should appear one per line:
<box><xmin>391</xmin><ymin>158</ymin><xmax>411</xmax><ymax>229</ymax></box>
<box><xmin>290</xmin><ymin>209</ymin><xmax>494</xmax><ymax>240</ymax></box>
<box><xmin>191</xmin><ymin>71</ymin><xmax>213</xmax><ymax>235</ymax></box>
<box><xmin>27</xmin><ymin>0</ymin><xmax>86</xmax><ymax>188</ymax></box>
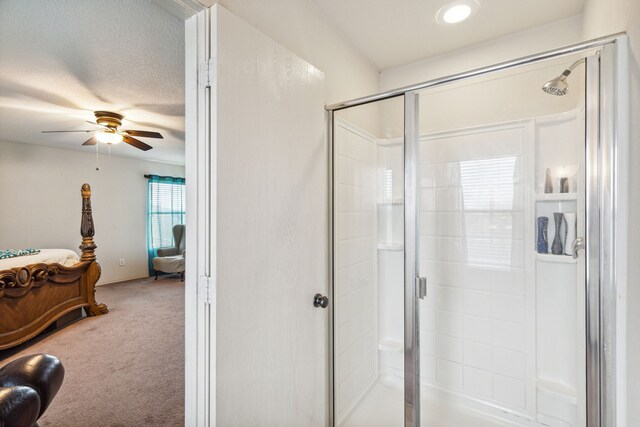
<box><xmin>186</xmin><ymin>5</ymin><xmax>327</xmax><ymax>427</ymax></box>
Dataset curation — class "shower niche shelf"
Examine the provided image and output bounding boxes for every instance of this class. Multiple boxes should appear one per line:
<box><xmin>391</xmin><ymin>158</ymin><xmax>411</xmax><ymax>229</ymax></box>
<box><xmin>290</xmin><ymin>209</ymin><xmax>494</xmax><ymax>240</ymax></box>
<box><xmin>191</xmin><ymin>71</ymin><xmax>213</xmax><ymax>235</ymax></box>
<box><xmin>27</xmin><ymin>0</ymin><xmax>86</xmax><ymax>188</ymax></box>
<box><xmin>535</xmin><ymin>193</ymin><xmax>577</xmax><ymax>202</ymax></box>
<box><xmin>377</xmin><ymin>243</ymin><xmax>403</xmax><ymax>251</ymax></box>
<box><xmin>535</xmin><ymin>253</ymin><xmax>577</xmax><ymax>264</ymax></box>
<box><xmin>378</xmin><ymin>339</ymin><xmax>403</xmax><ymax>354</ymax></box>
<box><xmin>377</xmin><ymin>199</ymin><xmax>404</xmax><ymax>206</ymax></box>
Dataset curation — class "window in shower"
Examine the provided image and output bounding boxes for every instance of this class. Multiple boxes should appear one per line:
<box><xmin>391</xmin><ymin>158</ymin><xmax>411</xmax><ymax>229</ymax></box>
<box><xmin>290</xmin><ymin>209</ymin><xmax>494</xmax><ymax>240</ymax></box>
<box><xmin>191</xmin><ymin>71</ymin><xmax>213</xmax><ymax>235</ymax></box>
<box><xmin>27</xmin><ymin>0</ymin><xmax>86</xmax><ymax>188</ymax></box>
<box><xmin>459</xmin><ymin>155</ymin><xmax>519</xmax><ymax>268</ymax></box>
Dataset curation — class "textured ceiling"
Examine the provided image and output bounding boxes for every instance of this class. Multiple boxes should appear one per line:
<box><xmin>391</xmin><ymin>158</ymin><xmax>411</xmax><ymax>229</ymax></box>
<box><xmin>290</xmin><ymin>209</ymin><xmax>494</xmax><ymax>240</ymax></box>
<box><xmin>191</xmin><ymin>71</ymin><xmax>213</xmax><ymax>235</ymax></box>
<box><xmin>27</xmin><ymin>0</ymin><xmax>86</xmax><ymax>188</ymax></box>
<box><xmin>311</xmin><ymin>0</ymin><xmax>586</xmax><ymax>70</ymax></box>
<box><xmin>0</xmin><ymin>0</ymin><xmax>185</xmax><ymax>164</ymax></box>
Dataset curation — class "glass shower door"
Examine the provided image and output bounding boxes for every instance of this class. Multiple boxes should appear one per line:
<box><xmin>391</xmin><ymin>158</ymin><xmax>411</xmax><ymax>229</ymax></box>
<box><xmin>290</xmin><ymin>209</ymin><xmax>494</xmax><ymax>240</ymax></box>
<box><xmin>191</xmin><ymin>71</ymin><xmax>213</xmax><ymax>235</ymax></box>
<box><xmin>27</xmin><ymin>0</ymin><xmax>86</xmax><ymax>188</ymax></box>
<box><xmin>332</xmin><ymin>96</ymin><xmax>409</xmax><ymax>427</ymax></box>
<box><xmin>416</xmin><ymin>56</ymin><xmax>588</xmax><ymax>427</ymax></box>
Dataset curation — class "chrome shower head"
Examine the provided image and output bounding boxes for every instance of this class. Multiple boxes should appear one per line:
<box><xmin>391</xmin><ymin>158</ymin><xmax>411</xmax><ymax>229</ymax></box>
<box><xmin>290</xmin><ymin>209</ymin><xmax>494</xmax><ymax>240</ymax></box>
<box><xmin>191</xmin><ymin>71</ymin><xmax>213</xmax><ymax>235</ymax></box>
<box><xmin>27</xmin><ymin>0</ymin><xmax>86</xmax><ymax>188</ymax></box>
<box><xmin>542</xmin><ymin>59</ymin><xmax>584</xmax><ymax>96</ymax></box>
<box><xmin>542</xmin><ymin>70</ymin><xmax>571</xmax><ymax>96</ymax></box>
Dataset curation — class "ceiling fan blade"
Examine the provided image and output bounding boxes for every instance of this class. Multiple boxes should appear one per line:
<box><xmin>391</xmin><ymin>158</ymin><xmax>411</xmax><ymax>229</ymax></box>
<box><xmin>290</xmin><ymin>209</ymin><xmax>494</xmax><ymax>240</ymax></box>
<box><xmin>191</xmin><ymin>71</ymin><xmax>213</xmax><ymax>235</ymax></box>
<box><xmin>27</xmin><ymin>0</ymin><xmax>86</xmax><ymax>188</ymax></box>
<box><xmin>123</xmin><ymin>135</ymin><xmax>153</xmax><ymax>151</ymax></box>
<box><xmin>42</xmin><ymin>130</ymin><xmax>95</xmax><ymax>133</ymax></box>
<box><xmin>82</xmin><ymin>136</ymin><xmax>98</xmax><ymax>146</ymax></box>
<box><xmin>123</xmin><ymin>130</ymin><xmax>163</xmax><ymax>139</ymax></box>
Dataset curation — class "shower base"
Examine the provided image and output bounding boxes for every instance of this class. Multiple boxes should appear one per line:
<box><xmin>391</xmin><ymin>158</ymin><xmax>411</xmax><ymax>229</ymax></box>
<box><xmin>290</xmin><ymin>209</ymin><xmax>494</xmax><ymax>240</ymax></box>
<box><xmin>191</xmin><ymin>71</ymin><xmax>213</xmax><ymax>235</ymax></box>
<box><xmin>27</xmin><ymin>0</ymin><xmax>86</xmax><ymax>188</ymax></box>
<box><xmin>341</xmin><ymin>381</ymin><xmax>521</xmax><ymax>427</ymax></box>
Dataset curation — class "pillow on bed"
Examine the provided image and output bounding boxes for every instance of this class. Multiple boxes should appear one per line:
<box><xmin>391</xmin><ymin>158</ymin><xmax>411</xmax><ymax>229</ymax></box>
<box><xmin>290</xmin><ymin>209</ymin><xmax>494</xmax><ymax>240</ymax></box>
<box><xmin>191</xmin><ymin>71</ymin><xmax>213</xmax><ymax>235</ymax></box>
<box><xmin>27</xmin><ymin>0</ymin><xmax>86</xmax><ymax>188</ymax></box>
<box><xmin>0</xmin><ymin>249</ymin><xmax>41</xmax><ymax>260</ymax></box>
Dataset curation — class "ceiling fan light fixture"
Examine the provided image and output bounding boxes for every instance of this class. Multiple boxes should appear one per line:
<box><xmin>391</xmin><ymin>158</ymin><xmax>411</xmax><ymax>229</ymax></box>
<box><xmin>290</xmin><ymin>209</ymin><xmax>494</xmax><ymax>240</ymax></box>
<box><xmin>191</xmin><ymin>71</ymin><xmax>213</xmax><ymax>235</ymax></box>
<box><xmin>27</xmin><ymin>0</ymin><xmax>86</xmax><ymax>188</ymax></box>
<box><xmin>436</xmin><ymin>0</ymin><xmax>479</xmax><ymax>25</ymax></box>
<box><xmin>42</xmin><ymin>111</ymin><xmax>158</xmax><ymax>151</ymax></box>
<box><xmin>96</xmin><ymin>131</ymin><xmax>123</xmax><ymax>145</ymax></box>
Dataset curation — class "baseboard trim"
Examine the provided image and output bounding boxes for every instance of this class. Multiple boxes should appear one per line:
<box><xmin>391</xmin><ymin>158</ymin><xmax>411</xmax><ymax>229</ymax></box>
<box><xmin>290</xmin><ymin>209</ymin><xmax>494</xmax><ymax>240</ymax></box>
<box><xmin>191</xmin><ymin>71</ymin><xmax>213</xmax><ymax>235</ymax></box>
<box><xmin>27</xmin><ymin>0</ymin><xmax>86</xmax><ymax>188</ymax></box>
<box><xmin>97</xmin><ymin>275</ymin><xmax>151</xmax><ymax>286</ymax></box>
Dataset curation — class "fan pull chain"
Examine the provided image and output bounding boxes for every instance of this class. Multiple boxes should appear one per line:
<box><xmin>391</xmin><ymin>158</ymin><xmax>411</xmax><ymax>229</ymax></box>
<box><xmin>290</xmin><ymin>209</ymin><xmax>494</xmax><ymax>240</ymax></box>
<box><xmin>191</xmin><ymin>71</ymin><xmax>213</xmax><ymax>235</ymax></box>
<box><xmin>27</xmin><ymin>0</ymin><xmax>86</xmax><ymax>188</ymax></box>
<box><xmin>96</xmin><ymin>143</ymin><xmax>100</xmax><ymax>171</ymax></box>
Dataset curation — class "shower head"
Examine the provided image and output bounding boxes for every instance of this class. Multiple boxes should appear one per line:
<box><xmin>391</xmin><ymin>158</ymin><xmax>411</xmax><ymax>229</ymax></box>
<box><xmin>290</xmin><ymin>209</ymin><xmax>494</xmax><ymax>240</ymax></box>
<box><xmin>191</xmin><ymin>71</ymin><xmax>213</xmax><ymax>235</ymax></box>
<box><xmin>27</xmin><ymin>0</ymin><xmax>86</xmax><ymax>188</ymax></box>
<box><xmin>541</xmin><ymin>59</ymin><xmax>584</xmax><ymax>96</ymax></box>
<box><xmin>542</xmin><ymin>70</ymin><xmax>570</xmax><ymax>96</ymax></box>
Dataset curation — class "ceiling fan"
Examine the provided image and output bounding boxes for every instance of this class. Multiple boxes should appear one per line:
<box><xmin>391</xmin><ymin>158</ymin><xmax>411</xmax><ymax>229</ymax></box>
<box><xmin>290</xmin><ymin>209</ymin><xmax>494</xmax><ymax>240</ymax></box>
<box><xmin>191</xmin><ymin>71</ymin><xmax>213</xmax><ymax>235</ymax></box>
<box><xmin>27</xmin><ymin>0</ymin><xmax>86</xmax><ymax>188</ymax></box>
<box><xmin>42</xmin><ymin>111</ymin><xmax>163</xmax><ymax>151</ymax></box>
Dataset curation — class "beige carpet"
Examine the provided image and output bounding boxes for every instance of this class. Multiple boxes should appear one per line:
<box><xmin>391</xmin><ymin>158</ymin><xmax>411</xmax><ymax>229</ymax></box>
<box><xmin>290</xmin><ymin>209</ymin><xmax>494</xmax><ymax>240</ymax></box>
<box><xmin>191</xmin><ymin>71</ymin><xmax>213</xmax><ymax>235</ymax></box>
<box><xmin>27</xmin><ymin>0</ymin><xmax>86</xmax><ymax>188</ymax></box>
<box><xmin>0</xmin><ymin>276</ymin><xmax>185</xmax><ymax>427</ymax></box>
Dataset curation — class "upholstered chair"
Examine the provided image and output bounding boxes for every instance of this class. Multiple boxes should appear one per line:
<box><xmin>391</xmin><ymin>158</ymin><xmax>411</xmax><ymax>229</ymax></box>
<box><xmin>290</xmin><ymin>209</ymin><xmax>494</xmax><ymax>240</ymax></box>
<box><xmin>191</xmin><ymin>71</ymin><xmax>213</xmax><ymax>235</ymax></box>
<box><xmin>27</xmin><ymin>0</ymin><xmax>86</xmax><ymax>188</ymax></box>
<box><xmin>0</xmin><ymin>354</ymin><xmax>65</xmax><ymax>427</ymax></box>
<box><xmin>152</xmin><ymin>224</ymin><xmax>185</xmax><ymax>281</ymax></box>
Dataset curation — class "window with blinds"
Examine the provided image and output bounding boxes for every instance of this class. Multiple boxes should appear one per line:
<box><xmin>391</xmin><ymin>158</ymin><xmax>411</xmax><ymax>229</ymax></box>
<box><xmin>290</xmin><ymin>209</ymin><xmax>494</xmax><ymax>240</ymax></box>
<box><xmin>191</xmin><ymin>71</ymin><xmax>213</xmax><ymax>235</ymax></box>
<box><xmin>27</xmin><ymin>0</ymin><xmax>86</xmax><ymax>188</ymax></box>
<box><xmin>147</xmin><ymin>176</ymin><xmax>185</xmax><ymax>273</ymax></box>
<box><xmin>459</xmin><ymin>156</ymin><xmax>519</xmax><ymax>268</ymax></box>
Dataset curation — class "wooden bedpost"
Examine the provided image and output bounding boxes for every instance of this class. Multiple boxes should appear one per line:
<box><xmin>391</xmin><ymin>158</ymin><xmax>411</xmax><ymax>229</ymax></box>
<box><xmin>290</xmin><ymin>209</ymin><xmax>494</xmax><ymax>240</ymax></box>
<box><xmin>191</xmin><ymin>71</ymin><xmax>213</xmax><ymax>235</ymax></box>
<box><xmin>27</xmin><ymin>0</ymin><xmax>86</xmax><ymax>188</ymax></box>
<box><xmin>80</xmin><ymin>183</ymin><xmax>108</xmax><ymax>316</ymax></box>
<box><xmin>80</xmin><ymin>183</ymin><xmax>97</xmax><ymax>262</ymax></box>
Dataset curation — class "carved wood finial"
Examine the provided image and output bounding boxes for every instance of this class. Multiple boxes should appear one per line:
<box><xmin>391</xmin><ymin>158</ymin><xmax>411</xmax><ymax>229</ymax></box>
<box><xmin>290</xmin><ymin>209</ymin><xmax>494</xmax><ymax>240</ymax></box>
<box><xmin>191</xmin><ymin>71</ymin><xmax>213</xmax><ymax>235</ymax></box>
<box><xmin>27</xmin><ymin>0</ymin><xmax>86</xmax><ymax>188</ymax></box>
<box><xmin>80</xmin><ymin>183</ymin><xmax>97</xmax><ymax>261</ymax></box>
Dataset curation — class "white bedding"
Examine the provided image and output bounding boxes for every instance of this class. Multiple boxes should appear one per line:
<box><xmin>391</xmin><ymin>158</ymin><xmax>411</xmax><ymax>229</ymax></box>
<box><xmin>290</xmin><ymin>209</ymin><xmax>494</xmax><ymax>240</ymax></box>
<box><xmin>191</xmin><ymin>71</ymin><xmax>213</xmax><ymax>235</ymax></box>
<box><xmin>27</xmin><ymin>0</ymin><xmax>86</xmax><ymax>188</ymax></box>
<box><xmin>0</xmin><ymin>249</ymin><xmax>80</xmax><ymax>270</ymax></box>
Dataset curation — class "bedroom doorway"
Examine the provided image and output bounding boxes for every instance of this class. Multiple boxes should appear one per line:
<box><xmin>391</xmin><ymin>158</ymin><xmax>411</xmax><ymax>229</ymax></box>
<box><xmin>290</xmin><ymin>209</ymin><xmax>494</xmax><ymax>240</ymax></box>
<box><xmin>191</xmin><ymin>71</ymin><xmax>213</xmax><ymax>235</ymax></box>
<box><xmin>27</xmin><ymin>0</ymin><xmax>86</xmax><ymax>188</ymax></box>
<box><xmin>0</xmin><ymin>0</ymin><xmax>189</xmax><ymax>425</ymax></box>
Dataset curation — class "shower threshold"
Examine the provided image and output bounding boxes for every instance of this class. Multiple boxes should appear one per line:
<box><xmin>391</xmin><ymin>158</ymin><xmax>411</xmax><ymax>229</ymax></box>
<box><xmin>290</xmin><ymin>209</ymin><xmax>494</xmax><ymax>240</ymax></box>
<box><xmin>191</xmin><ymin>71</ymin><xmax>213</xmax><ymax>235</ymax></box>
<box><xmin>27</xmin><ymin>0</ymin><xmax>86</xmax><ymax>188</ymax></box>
<box><xmin>341</xmin><ymin>380</ymin><xmax>521</xmax><ymax>427</ymax></box>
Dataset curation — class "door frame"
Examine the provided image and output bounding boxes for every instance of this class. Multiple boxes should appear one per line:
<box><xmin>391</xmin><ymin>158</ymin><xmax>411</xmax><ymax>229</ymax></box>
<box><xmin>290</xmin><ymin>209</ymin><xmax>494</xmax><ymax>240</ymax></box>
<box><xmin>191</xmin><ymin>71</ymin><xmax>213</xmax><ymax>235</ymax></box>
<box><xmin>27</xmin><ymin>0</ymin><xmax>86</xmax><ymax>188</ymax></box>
<box><xmin>185</xmin><ymin>5</ymin><xmax>215</xmax><ymax>427</ymax></box>
<box><xmin>327</xmin><ymin>33</ymin><xmax>628</xmax><ymax>427</ymax></box>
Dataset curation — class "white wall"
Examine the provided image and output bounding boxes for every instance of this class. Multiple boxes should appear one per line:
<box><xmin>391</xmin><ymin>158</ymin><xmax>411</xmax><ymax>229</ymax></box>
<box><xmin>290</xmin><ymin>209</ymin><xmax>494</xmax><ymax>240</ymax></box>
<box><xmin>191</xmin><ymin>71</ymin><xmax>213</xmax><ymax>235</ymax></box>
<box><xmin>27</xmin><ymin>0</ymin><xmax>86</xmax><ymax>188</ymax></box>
<box><xmin>215</xmin><ymin>0</ymin><xmax>380</xmax><ymax>133</ymax></box>
<box><xmin>377</xmin><ymin>15</ymin><xmax>585</xmax><ymax>140</ymax></box>
<box><xmin>0</xmin><ymin>141</ymin><xmax>185</xmax><ymax>285</ymax></box>
<box><xmin>380</xmin><ymin>15</ymin><xmax>583</xmax><ymax>91</ymax></box>
<box><xmin>581</xmin><ymin>1</ymin><xmax>640</xmax><ymax>425</ymax></box>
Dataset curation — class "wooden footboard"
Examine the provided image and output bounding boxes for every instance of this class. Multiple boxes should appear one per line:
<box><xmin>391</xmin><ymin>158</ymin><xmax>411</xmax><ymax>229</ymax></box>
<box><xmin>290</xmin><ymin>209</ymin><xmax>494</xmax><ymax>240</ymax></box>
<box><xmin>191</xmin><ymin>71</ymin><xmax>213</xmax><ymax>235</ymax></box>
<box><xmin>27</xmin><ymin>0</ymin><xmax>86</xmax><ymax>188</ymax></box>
<box><xmin>0</xmin><ymin>184</ymin><xmax>108</xmax><ymax>350</ymax></box>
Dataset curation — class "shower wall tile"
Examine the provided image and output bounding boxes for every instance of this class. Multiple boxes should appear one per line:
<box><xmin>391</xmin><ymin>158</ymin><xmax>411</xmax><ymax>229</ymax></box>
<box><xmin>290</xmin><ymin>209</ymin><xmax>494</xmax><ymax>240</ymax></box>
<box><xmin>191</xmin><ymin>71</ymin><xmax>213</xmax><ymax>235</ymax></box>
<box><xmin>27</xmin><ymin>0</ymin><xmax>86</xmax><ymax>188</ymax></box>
<box><xmin>422</xmin><ymin>332</ymin><xmax>437</xmax><ymax>357</ymax></box>
<box><xmin>492</xmin><ymin>320</ymin><xmax>525</xmax><ymax>351</ymax></box>
<box><xmin>463</xmin><ymin>341</ymin><xmax>493</xmax><ymax>371</ymax></box>
<box><xmin>420</xmin><ymin>167</ymin><xmax>435</xmax><ymax>188</ymax></box>
<box><xmin>420</xmin><ymin>305</ymin><xmax>437</xmax><ymax>333</ymax></box>
<box><xmin>462</xmin><ymin>290</ymin><xmax>493</xmax><ymax>318</ymax></box>
<box><xmin>435</xmin><ymin>187</ymin><xmax>462</xmax><ymax>211</ymax></box>
<box><xmin>492</xmin><ymin>294</ymin><xmax>525</xmax><ymax>323</ymax></box>
<box><xmin>462</xmin><ymin>315</ymin><xmax>492</xmax><ymax>344</ymax></box>
<box><xmin>420</xmin><ymin>188</ymin><xmax>436</xmax><ymax>212</ymax></box>
<box><xmin>436</xmin><ymin>359</ymin><xmax>463</xmax><ymax>390</ymax></box>
<box><xmin>462</xmin><ymin>267</ymin><xmax>495</xmax><ymax>292</ymax></box>
<box><xmin>436</xmin><ymin>335</ymin><xmax>463</xmax><ymax>363</ymax></box>
<box><xmin>493</xmin><ymin>347</ymin><xmax>526</xmax><ymax>379</ymax></box>
<box><xmin>492</xmin><ymin>269</ymin><xmax>525</xmax><ymax>295</ymax></box>
<box><xmin>493</xmin><ymin>375</ymin><xmax>526</xmax><ymax>409</ymax></box>
<box><xmin>464</xmin><ymin>366</ymin><xmax>493</xmax><ymax>398</ymax></box>
<box><xmin>436</xmin><ymin>310</ymin><xmax>462</xmax><ymax>337</ymax></box>
<box><xmin>434</xmin><ymin>285</ymin><xmax>462</xmax><ymax>312</ymax></box>
<box><xmin>421</xmin><ymin>355</ymin><xmax>437</xmax><ymax>381</ymax></box>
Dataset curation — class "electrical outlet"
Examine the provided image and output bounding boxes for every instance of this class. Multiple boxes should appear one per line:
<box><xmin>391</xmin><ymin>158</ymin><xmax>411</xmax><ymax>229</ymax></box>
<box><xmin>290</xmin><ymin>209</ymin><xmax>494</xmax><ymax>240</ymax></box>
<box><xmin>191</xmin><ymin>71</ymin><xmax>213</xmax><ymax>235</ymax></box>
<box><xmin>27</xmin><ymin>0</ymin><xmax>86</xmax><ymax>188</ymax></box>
<box><xmin>119</xmin><ymin>258</ymin><xmax>125</xmax><ymax>266</ymax></box>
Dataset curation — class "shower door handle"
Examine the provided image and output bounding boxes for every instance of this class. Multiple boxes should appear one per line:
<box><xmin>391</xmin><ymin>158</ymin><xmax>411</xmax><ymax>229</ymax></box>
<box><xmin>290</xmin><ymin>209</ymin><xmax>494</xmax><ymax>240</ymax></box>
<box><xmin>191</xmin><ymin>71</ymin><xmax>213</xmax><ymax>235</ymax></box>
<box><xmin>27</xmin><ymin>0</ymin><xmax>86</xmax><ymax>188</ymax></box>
<box><xmin>416</xmin><ymin>277</ymin><xmax>427</xmax><ymax>299</ymax></box>
<box><xmin>572</xmin><ymin>236</ymin><xmax>585</xmax><ymax>259</ymax></box>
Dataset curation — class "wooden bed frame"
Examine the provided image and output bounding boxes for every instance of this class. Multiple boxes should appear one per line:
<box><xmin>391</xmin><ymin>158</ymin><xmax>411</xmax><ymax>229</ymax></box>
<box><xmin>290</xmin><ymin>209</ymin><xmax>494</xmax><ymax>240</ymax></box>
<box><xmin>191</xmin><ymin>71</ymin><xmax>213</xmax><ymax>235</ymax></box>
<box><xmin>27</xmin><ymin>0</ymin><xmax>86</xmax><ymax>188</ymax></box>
<box><xmin>0</xmin><ymin>183</ymin><xmax>108</xmax><ymax>350</ymax></box>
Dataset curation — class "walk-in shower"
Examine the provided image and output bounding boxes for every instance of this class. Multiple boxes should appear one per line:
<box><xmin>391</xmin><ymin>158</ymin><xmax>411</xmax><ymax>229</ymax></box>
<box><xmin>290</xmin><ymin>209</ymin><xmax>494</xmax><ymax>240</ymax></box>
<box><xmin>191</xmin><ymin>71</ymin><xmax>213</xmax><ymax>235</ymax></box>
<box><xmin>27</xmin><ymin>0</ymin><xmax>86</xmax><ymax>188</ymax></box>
<box><xmin>327</xmin><ymin>34</ymin><xmax>626</xmax><ymax>427</ymax></box>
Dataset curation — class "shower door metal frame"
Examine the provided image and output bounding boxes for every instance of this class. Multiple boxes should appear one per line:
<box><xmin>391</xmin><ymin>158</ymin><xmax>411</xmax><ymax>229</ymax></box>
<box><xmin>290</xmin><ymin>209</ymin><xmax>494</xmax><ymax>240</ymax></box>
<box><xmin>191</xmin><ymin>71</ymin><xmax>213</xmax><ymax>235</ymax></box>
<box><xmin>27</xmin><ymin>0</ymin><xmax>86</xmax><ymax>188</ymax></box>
<box><xmin>327</xmin><ymin>33</ymin><xmax>627</xmax><ymax>427</ymax></box>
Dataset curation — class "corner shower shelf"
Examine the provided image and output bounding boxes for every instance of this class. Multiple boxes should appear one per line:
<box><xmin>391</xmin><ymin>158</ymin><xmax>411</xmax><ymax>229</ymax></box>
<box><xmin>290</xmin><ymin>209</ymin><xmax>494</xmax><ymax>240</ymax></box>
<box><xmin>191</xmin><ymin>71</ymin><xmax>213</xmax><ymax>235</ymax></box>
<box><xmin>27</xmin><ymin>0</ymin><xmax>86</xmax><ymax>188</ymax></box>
<box><xmin>535</xmin><ymin>193</ymin><xmax>578</xmax><ymax>202</ymax></box>
<box><xmin>377</xmin><ymin>199</ymin><xmax>404</xmax><ymax>206</ymax></box>
<box><xmin>537</xmin><ymin>378</ymin><xmax>578</xmax><ymax>403</ymax></box>
<box><xmin>536</xmin><ymin>253</ymin><xmax>577</xmax><ymax>264</ymax></box>
<box><xmin>378</xmin><ymin>339</ymin><xmax>403</xmax><ymax>354</ymax></box>
<box><xmin>377</xmin><ymin>243</ymin><xmax>403</xmax><ymax>251</ymax></box>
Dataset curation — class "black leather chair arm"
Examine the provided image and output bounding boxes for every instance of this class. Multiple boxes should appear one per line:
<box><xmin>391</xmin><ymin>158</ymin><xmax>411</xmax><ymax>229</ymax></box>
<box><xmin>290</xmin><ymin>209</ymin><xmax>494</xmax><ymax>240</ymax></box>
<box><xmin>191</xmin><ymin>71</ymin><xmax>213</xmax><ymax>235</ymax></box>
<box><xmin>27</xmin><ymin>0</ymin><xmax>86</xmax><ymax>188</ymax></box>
<box><xmin>0</xmin><ymin>354</ymin><xmax>64</xmax><ymax>426</ymax></box>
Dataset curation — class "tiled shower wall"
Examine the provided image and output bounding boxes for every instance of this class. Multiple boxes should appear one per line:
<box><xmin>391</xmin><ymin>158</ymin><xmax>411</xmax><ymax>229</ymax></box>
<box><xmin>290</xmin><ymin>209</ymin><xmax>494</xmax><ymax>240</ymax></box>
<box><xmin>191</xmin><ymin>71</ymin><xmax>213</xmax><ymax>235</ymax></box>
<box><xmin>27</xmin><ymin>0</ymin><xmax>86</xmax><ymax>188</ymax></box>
<box><xmin>335</xmin><ymin>123</ymin><xmax>377</xmax><ymax>418</ymax></box>
<box><xmin>419</xmin><ymin>127</ymin><xmax>530</xmax><ymax>411</ymax></box>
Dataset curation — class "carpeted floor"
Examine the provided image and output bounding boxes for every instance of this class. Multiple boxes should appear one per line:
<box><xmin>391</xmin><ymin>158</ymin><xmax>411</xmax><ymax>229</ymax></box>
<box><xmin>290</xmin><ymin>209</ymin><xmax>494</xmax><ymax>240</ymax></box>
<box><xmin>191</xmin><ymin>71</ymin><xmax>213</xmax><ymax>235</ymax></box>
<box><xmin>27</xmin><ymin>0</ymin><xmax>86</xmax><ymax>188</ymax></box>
<box><xmin>0</xmin><ymin>276</ymin><xmax>185</xmax><ymax>427</ymax></box>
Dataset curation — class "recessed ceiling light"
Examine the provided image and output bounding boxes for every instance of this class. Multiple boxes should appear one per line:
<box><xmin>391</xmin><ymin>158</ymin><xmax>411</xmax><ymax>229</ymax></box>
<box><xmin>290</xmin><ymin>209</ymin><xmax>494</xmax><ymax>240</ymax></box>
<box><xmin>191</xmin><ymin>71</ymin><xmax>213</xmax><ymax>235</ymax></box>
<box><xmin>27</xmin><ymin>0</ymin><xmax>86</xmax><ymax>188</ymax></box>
<box><xmin>436</xmin><ymin>0</ymin><xmax>479</xmax><ymax>25</ymax></box>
